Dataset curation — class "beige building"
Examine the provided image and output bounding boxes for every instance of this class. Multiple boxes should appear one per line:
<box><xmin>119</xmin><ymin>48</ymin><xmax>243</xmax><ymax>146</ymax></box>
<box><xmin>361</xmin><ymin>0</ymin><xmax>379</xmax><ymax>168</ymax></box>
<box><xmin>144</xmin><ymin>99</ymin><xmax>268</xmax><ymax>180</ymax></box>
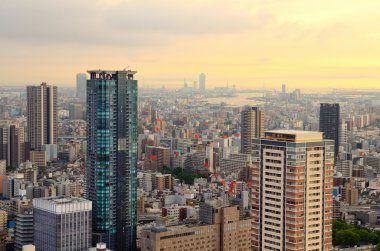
<box><xmin>141</xmin><ymin>205</ymin><xmax>251</xmax><ymax>251</ymax></box>
<box><xmin>29</xmin><ymin>151</ymin><xmax>47</xmax><ymax>169</ymax></box>
<box><xmin>0</xmin><ymin>211</ymin><xmax>6</xmax><ymax>230</ymax></box>
<box><xmin>0</xmin><ymin>210</ymin><xmax>6</xmax><ymax>251</ymax></box>
<box><xmin>153</xmin><ymin>173</ymin><xmax>173</xmax><ymax>192</ymax></box>
<box><xmin>251</xmin><ymin>130</ymin><xmax>333</xmax><ymax>251</ymax></box>
<box><xmin>0</xmin><ymin>160</ymin><xmax>5</xmax><ymax>176</ymax></box>
<box><xmin>342</xmin><ymin>183</ymin><xmax>359</xmax><ymax>206</ymax></box>
<box><xmin>241</xmin><ymin>106</ymin><xmax>264</xmax><ymax>154</ymax></box>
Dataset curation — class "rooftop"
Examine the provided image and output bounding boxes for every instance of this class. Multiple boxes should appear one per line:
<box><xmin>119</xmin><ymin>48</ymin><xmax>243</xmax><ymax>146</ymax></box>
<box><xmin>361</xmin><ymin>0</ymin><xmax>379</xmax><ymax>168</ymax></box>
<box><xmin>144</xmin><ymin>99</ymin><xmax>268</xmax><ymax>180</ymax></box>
<box><xmin>265</xmin><ymin>130</ymin><xmax>323</xmax><ymax>142</ymax></box>
<box><xmin>87</xmin><ymin>69</ymin><xmax>137</xmax><ymax>74</ymax></box>
<box><xmin>33</xmin><ymin>196</ymin><xmax>92</xmax><ymax>214</ymax></box>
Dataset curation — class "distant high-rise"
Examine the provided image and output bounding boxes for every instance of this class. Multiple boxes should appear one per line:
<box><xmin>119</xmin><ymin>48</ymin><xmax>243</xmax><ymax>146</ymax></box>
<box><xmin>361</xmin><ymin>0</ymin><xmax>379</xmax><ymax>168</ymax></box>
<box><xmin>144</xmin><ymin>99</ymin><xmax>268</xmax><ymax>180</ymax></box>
<box><xmin>86</xmin><ymin>70</ymin><xmax>138</xmax><ymax>251</ymax></box>
<box><xmin>251</xmin><ymin>130</ymin><xmax>333</xmax><ymax>251</ymax></box>
<box><xmin>33</xmin><ymin>196</ymin><xmax>92</xmax><ymax>251</ymax></box>
<box><xmin>319</xmin><ymin>103</ymin><xmax>340</xmax><ymax>157</ymax></box>
<box><xmin>0</xmin><ymin>125</ymin><xmax>29</xmax><ymax>168</ymax></box>
<box><xmin>282</xmin><ymin>83</ymin><xmax>286</xmax><ymax>93</ymax></box>
<box><xmin>240</xmin><ymin>107</ymin><xmax>264</xmax><ymax>154</ymax></box>
<box><xmin>76</xmin><ymin>73</ymin><xmax>87</xmax><ymax>101</ymax></box>
<box><xmin>26</xmin><ymin>83</ymin><xmax>57</xmax><ymax>151</ymax></box>
<box><xmin>199</xmin><ymin>73</ymin><xmax>206</xmax><ymax>91</ymax></box>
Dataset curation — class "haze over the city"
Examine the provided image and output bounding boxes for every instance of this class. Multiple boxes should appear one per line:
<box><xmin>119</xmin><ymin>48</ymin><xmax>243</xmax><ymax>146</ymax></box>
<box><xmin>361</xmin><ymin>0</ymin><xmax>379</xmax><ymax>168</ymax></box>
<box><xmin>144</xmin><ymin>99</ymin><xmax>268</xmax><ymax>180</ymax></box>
<box><xmin>0</xmin><ymin>0</ymin><xmax>380</xmax><ymax>89</ymax></box>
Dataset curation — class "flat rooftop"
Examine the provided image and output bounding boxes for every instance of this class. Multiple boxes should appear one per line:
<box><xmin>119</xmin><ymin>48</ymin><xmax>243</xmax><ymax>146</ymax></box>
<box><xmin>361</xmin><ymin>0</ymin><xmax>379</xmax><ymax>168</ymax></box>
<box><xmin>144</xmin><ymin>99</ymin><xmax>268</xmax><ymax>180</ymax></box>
<box><xmin>33</xmin><ymin>196</ymin><xmax>92</xmax><ymax>214</ymax></box>
<box><xmin>265</xmin><ymin>130</ymin><xmax>323</xmax><ymax>142</ymax></box>
<box><xmin>87</xmin><ymin>69</ymin><xmax>137</xmax><ymax>74</ymax></box>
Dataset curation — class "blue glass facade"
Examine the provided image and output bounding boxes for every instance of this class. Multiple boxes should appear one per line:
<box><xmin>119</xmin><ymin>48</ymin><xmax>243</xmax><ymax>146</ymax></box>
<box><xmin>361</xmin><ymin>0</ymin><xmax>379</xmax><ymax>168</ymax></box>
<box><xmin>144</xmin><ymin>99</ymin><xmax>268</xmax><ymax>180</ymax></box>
<box><xmin>86</xmin><ymin>70</ymin><xmax>137</xmax><ymax>251</ymax></box>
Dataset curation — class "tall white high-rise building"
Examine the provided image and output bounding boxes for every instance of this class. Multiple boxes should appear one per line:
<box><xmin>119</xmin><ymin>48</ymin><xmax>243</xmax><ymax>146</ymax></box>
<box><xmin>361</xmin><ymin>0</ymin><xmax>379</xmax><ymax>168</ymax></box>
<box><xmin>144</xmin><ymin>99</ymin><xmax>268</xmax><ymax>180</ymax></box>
<box><xmin>251</xmin><ymin>130</ymin><xmax>333</xmax><ymax>251</ymax></box>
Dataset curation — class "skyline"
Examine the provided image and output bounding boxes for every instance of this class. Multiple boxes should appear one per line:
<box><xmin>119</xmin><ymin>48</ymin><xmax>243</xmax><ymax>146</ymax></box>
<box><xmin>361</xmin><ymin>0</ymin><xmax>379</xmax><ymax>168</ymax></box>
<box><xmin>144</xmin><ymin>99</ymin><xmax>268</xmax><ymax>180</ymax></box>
<box><xmin>1</xmin><ymin>0</ymin><xmax>380</xmax><ymax>89</ymax></box>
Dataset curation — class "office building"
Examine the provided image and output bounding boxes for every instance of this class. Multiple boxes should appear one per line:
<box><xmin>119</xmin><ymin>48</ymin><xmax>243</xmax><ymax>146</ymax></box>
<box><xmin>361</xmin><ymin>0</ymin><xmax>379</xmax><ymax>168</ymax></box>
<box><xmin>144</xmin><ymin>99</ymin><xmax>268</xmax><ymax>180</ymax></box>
<box><xmin>76</xmin><ymin>73</ymin><xmax>87</xmax><ymax>101</ymax></box>
<box><xmin>33</xmin><ymin>196</ymin><xmax>92</xmax><ymax>251</ymax></box>
<box><xmin>282</xmin><ymin>84</ymin><xmax>286</xmax><ymax>94</ymax></box>
<box><xmin>145</xmin><ymin>146</ymin><xmax>170</xmax><ymax>172</ymax></box>
<box><xmin>27</xmin><ymin>83</ymin><xmax>57</xmax><ymax>151</ymax></box>
<box><xmin>199</xmin><ymin>73</ymin><xmax>206</xmax><ymax>91</ymax></box>
<box><xmin>14</xmin><ymin>212</ymin><xmax>34</xmax><ymax>251</ymax></box>
<box><xmin>319</xmin><ymin>103</ymin><xmax>340</xmax><ymax>157</ymax></box>
<box><xmin>86</xmin><ymin>70</ymin><xmax>138</xmax><ymax>251</ymax></box>
<box><xmin>240</xmin><ymin>107</ymin><xmax>264</xmax><ymax>154</ymax></box>
<box><xmin>141</xmin><ymin>205</ymin><xmax>250</xmax><ymax>251</ymax></box>
<box><xmin>251</xmin><ymin>130</ymin><xmax>333</xmax><ymax>251</ymax></box>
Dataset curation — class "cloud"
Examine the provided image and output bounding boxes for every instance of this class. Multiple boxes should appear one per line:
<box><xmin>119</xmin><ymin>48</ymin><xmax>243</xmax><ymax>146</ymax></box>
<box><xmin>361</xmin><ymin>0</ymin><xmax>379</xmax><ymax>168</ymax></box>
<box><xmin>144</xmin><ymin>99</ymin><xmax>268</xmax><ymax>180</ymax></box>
<box><xmin>0</xmin><ymin>0</ymin><xmax>254</xmax><ymax>47</ymax></box>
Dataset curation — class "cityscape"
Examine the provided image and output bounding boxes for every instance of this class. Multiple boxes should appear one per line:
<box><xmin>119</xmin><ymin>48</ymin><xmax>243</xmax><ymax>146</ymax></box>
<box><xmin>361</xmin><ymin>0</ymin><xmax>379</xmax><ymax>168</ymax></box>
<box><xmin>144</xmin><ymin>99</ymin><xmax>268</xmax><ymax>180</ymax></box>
<box><xmin>1</xmin><ymin>1</ymin><xmax>380</xmax><ymax>251</ymax></box>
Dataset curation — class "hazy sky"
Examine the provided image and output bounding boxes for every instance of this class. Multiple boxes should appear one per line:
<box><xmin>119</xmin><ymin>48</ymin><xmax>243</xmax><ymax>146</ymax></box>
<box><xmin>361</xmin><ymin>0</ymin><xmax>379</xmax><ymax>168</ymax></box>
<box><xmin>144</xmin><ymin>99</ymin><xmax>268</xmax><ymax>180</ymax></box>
<box><xmin>0</xmin><ymin>0</ymin><xmax>380</xmax><ymax>89</ymax></box>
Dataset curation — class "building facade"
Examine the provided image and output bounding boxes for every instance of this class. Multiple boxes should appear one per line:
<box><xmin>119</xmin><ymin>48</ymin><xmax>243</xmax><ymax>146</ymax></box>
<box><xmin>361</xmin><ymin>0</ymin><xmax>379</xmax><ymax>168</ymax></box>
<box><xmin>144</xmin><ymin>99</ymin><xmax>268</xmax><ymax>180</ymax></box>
<box><xmin>251</xmin><ymin>130</ymin><xmax>333</xmax><ymax>251</ymax></box>
<box><xmin>86</xmin><ymin>70</ymin><xmax>138</xmax><ymax>251</ymax></box>
<box><xmin>141</xmin><ymin>205</ymin><xmax>251</xmax><ymax>251</ymax></box>
<box><xmin>76</xmin><ymin>73</ymin><xmax>87</xmax><ymax>101</ymax></box>
<box><xmin>319</xmin><ymin>103</ymin><xmax>340</xmax><ymax>157</ymax></box>
<box><xmin>14</xmin><ymin>212</ymin><xmax>34</xmax><ymax>251</ymax></box>
<box><xmin>0</xmin><ymin>125</ymin><xmax>29</xmax><ymax>168</ymax></box>
<box><xmin>33</xmin><ymin>196</ymin><xmax>92</xmax><ymax>251</ymax></box>
<box><xmin>26</xmin><ymin>83</ymin><xmax>57</xmax><ymax>151</ymax></box>
<box><xmin>241</xmin><ymin>106</ymin><xmax>264</xmax><ymax>155</ymax></box>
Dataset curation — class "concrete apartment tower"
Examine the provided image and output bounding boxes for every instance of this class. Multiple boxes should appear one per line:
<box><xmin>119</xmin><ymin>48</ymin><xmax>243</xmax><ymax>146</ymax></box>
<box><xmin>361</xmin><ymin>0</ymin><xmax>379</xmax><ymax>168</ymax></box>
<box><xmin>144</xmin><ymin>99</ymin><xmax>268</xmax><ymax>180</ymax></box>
<box><xmin>240</xmin><ymin>106</ymin><xmax>264</xmax><ymax>155</ymax></box>
<box><xmin>26</xmin><ymin>83</ymin><xmax>57</xmax><ymax>151</ymax></box>
<box><xmin>251</xmin><ymin>130</ymin><xmax>333</xmax><ymax>251</ymax></box>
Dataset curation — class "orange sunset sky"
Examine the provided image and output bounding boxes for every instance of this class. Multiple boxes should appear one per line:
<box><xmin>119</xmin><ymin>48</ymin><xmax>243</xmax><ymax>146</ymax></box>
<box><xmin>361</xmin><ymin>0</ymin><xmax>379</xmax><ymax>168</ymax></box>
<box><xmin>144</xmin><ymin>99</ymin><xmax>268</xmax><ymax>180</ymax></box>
<box><xmin>0</xmin><ymin>0</ymin><xmax>379</xmax><ymax>89</ymax></box>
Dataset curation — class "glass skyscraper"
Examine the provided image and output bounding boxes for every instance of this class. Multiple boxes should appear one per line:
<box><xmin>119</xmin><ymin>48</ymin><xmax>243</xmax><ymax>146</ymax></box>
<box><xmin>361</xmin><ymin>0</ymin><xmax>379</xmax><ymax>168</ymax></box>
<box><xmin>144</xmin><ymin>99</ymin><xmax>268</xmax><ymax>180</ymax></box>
<box><xmin>86</xmin><ymin>70</ymin><xmax>138</xmax><ymax>251</ymax></box>
<box><xmin>319</xmin><ymin>103</ymin><xmax>340</xmax><ymax>157</ymax></box>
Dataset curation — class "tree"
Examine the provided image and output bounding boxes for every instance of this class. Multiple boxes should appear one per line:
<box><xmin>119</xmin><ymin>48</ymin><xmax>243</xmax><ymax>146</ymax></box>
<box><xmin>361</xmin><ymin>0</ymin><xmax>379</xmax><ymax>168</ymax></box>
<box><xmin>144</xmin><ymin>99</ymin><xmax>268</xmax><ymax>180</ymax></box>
<box><xmin>376</xmin><ymin>242</ymin><xmax>380</xmax><ymax>251</ymax></box>
<box><xmin>335</xmin><ymin>230</ymin><xmax>360</xmax><ymax>247</ymax></box>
